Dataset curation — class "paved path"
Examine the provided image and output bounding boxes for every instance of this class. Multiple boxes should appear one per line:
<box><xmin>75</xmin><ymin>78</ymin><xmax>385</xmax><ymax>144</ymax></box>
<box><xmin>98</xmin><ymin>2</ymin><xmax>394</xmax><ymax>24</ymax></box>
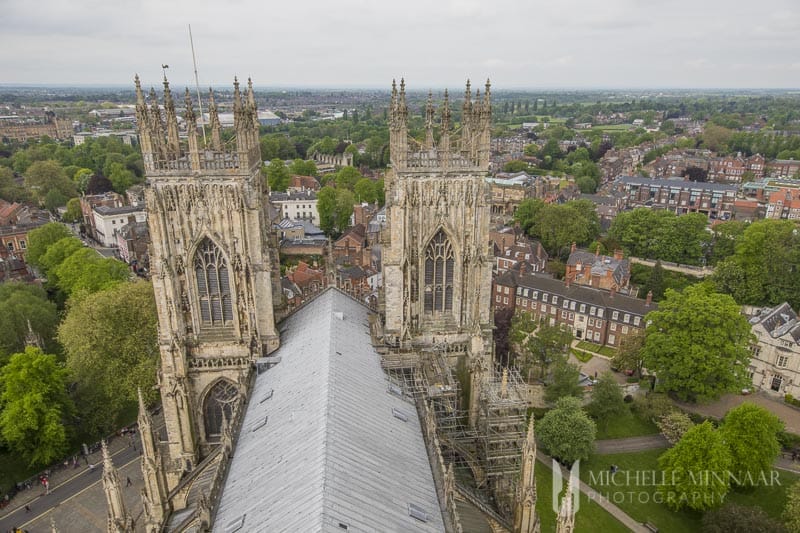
<box><xmin>676</xmin><ymin>392</ymin><xmax>800</xmax><ymax>434</ymax></box>
<box><xmin>595</xmin><ymin>435</ymin><xmax>668</xmax><ymax>454</ymax></box>
<box><xmin>0</xmin><ymin>441</ymin><xmax>143</xmax><ymax>533</ymax></box>
<box><xmin>537</xmin><ymin>450</ymin><xmax>650</xmax><ymax>533</ymax></box>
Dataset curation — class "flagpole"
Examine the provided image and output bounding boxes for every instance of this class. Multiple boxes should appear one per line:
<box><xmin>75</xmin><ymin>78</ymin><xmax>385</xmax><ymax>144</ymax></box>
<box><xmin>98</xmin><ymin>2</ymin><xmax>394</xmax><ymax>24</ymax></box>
<box><xmin>188</xmin><ymin>24</ymin><xmax>208</xmax><ymax>147</ymax></box>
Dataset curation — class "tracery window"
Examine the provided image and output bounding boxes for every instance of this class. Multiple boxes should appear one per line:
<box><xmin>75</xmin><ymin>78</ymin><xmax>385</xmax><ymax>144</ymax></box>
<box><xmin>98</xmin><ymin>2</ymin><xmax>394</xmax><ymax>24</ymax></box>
<box><xmin>424</xmin><ymin>230</ymin><xmax>454</xmax><ymax>313</ymax></box>
<box><xmin>203</xmin><ymin>380</ymin><xmax>238</xmax><ymax>440</ymax></box>
<box><xmin>194</xmin><ymin>239</ymin><xmax>233</xmax><ymax>325</ymax></box>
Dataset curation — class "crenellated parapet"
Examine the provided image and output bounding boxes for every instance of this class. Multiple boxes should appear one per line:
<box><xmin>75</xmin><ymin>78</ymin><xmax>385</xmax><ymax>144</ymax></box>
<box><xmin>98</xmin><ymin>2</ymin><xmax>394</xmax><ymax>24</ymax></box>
<box><xmin>389</xmin><ymin>78</ymin><xmax>492</xmax><ymax>173</ymax></box>
<box><xmin>134</xmin><ymin>75</ymin><xmax>262</xmax><ymax>174</ymax></box>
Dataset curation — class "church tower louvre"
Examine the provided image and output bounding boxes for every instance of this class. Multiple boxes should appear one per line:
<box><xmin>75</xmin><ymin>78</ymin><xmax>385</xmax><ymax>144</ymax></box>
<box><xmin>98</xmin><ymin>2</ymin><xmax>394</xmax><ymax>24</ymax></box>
<box><xmin>382</xmin><ymin>78</ymin><xmax>494</xmax><ymax>364</ymax></box>
<box><xmin>135</xmin><ymin>75</ymin><xmax>280</xmax><ymax>486</ymax></box>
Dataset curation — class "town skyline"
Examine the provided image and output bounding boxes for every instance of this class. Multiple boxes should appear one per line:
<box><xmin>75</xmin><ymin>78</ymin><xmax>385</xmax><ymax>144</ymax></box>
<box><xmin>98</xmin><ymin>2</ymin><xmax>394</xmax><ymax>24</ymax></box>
<box><xmin>2</xmin><ymin>0</ymin><xmax>799</xmax><ymax>88</ymax></box>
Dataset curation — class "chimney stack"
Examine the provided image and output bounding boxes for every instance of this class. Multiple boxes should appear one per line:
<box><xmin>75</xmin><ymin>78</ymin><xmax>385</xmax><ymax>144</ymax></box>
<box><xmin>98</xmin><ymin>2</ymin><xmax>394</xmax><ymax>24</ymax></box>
<box><xmin>646</xmin><ymin>290</ymin><xmax>653</xmax><ymax>307</ymax></box>
<box><xmin>614</xmin><ymin>248</ymin><xmax>623</xmax><ymax>261</ymax></box>
<box><xmin>610</xmin><ymin>286</ymin><xmax>616</xmax><ymax>299</ymax></box>
<box><xmin>571</xmin><ymin>241</ymin><xmax>577</xmax><ymax>254</ymax></box>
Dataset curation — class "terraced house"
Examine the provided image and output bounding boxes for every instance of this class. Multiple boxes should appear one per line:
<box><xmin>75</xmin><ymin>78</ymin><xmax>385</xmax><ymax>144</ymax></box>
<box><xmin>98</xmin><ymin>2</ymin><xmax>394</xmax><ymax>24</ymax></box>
<box><xmin>494</xmin><ymin>270</ymin><xmax>655</xmax><ymax>347</ymax></box>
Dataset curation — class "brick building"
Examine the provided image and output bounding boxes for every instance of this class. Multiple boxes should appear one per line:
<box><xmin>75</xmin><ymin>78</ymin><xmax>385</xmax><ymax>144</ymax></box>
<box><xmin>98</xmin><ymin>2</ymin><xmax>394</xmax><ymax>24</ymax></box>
<box><xmin>614</xmin><ymin>175</ymin><xmax>737</xmax><ymax>220</ymax></box>
<box><xmin>494</xmin><ymin>270</ymin><xmax>654</xmax><ymax>347</ymax></box>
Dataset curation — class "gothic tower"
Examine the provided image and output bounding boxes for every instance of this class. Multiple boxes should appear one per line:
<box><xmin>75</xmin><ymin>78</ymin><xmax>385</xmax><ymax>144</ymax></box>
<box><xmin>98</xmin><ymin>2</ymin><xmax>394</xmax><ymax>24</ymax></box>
<box><xmin>136</xmin><ymin>76</ymin><xmax>279</xmax><ymax>486</ymax></box>
<box><xmin>382</xmin><ymin>78</ymin><xmax>494</xmax><ymax>373</ymax></box>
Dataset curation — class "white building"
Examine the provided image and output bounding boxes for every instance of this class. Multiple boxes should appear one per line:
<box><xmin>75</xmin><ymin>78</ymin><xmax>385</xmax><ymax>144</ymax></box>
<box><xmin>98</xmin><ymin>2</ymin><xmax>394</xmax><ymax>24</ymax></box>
<box><xmin>269</xmin><ymin>190</ymin><xmax>319</xmax><ymax>226</ymax></box>
<box><xmin>749</xmin><ymin>303</ymin><xmax>800</xmax><ymax>397</ymax></box>
<box><xmin>92</xmin><ymin>205</ymin><xmax>146</xmax><ymax>247</ymax></box>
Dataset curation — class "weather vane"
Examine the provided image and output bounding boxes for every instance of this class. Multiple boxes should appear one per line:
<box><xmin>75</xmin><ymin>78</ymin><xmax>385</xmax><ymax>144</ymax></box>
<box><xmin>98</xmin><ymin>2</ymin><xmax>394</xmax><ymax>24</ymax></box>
<box><xmin>162</xmin><ymin>64</ymin><xmax>169</xmax><ymax>78</ymax></box>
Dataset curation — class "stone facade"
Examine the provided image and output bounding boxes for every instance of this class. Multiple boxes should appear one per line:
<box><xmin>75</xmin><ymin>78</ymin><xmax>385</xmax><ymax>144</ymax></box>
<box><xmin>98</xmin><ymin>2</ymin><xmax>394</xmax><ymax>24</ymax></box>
<box><xmin>749</xmin><ymin>303</ymin><xmax>800</xmax><ymax>397</ymax></box>
<box><xmin>137</xmin><ymin>76</ymin><xmax>280</xmax><ymax>486</ymax></box>
<box><xmin>382</xmin><ymin>80</ymin><xmax>494</xmax><ymax>365</ymax></box>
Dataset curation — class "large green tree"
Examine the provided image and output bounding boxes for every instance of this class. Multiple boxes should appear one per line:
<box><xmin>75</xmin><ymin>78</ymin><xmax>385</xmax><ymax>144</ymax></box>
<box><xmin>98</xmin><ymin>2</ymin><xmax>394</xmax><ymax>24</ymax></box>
<box><xmin>0</xmin><ymin>283</ymin><xmax>59</xmax><ymax>361</ymax></box>
<box><xmin>52</xmin><ymin>248</ymin><xmax>129</xmax><ymax>297</ymax></box>
<box><xmin>544</xmin><ymin>359</ymin><xmax>584</xmax><ymax>403</ymax></box>
<box><xmin>587</xmin><ymin>372</ymin><xmax>626</xmax><ymax>429</ymax></box>
<box><xmin>702</xmin><ymin>503</ymin><xmax>786</xmax><ymax>533</ymax></box>
<box><xmin>25</xmin><ymin>222</ymin><xmax>73</xmax><ymax>269</ymax></box>
<box><xmin>658</xmin><ymin>421</ymin><xmax>732</xmax><ymax>511</ymax></box>
<box><xmin>784</xmin><ymin>480</ymin><xmax>800</xmax><ymax>533</ymax></box>
<box><xmin>719</xmin><ymin>403</ymin><xmax>783</xmax><ymax>487</ymax></box>
<box><xmin>712</xmin><ymin>219</ymin><xmax>800</xmax><ymax>309</ymax></box>
<box><xmin>516</xmin><ymin>320</ymin><xmax>573</xmax><ymax>379</ymax></box>
<box><xmin>514</xmin><ymin>199</ymin><xmax>600</xmax><ymax>257</ymax></box>
<box><xmin>24</xmin><ymin>160</ymin><xmax>77</xmax><ymax>205</ymax></box>
<box><xmin>265</xmin><ymin>158</ymin><xmax>290</xmax><ymax>192</ymax></box>
<box><xmin>0</xmin><ymin>347</ymin><xmax>74</xmax><ymax>466</ymax></box>
<box><xmin>608</xmin><ymin>209</ymin><xmax>710</xmax><ymax>265</ymax></box>
<box><xmin>58</xmin><ymin>281</ymin><xmax>159</xmax><ymax>435</ymax></box>
<box><xmin>288</xmin><ymin>158</ymin><xmax>317</xmax><ymax>177</ymax></box>
<box><xmin>642</xmin><ymin>284</ymin><xmax>753</xmax><ymax>401</ymax></box>
<box><xmin>317</xmin><ymin>186</ymin><xmax>354</xmax><ymax>236</ymax></box>
<box><xmin>536</xmin><ymin>396</ymin><xmax>596</xmax><ymax>465</ymax></box>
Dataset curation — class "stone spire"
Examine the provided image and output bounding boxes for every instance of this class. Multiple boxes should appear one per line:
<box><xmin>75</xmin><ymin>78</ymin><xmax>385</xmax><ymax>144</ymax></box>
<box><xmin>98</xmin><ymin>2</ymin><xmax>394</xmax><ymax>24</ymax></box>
<box><xmin>514</xmin><ymin>419</ymin><xmax>540</xmax><ymax>533</ymax></box>
<box><xmin>247</xmin><ymin>77</ymin><xmax>259</xmax><ymax>133</ymax></box>
<box><xmin>439</xmin><ymin>88</ymin><xmax>451</xmax><ymax>165</ymax></box>
<box><xmin>134</xmin><ymin>75</ymin><xmax>154</xmax><ymax>160</ymax></box>
<box><xmin>461</xmin><ymin>79</ymin><xmax>473</xmax><ymax>157</ymax></box>
<box><xmin>162</xmin><ymin>77</ymin><xmax>181</xmax><ymax>159</ymax></box>
<box><xmin>207</xmin><ymin>87</ymin><xmax>222</xmax><ymax>150</ymax></box>
<box><xmin>478</xmin><ymin>78</ymin><xmax>492</xmax><ymax>167</ymax></box>
<box><xmin>102</xmin><ymin>440</ymin><xmax>133</xmax><ymax>532</ymax></box>
<box><xmin>148</xmin><ymin>87</ymin><xmax>165</xmax><ymax>161</ymax></box>
<box><xmin>556</xmin><ymin>474</ymin><xmax>575</xmax><ymax>533</ymax></box>
<box><xmin>137</xmin><ymin>388</ymin><xmax>167</xmax><ymax>529</ymax></box>
<box><xmin>388</xmin><ymin>78</ymin><xmax>408</xmax><ymax>169</ymax></box>
<box><xmin>184</xmin><ymin>88</ymin><xmax>201</xmax><ymax>169</ymax></box>
<box><xmin>424</xmin><ymin>90</ymin><xmax>435</xmax><ymax>150</ymax></box>
<box><xmin>24</xmin><ymin>319</ymin><xmax>42</xmax><ymax>349</ymax></box>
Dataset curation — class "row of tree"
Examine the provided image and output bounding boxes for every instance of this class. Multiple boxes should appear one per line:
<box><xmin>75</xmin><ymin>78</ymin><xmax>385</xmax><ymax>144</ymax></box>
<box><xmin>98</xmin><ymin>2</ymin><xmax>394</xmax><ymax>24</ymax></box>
<box><xmin>0</xmin><ymin>223</ymin><xmax>158</xmax><ymax>467</ymax></box>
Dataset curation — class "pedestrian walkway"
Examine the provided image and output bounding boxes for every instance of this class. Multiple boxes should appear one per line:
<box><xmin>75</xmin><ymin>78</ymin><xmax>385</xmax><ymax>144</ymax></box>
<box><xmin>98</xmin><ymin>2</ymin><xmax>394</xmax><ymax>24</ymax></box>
<box><xmin>676</xmin><ymin>391</ymin><xmax>800</xmax><ymax>433</ymax></box>
<box><xmin>595</xmin><ymin>435</ymin><xmax>668</xmax><ymax>454</ymax></box>
<box><xmin>537</xmin><ymin>449</ymin><xmax>650</xmax><ymax>533</ymax></box>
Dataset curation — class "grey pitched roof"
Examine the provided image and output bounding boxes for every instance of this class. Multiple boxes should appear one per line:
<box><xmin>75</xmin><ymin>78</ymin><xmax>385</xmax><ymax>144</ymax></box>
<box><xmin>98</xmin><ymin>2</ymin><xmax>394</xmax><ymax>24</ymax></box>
<box><xmin>496</xmin><ymin>271</ymin><xmax>654</xmax><ymax>316</ymax></box>
<box><xmin>616</xmin><ymin>175</ymin><xmax>738</xmax><ymax>192</ymax></box>
<box><xmin>751</xmin><ymin>302</ymin><xmax>800</xmax><ymax>342</ymax></box>
<box><xmin>214</xmin><ymin>289</ymin><xmax>444</xmax><ymax>533</ymax></box>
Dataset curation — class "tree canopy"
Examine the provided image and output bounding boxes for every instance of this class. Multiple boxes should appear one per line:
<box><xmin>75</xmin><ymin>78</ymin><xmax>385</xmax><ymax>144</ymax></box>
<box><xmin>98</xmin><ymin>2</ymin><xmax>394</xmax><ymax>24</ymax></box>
<box><xmin>0</xmin><ymin>347</ymin><xmax>74</xmax><ymax>467</ymax></box>
<box><xmin>587</xmin><ymin>372</ymin><xmax>626</xmax><ymax>429</ymax></box>
<box><xmin>25</xmin><ymin>222</ymin><xmax>73</xmax><ymax>269</ymax></box>
<box><xmin>712</xmin><ymin>219</ymin><xmax>800</xmax><ymax>309</ymax></box>
<box><xmin>0</xmin><ymin>283</ymin><xmax>59</xmax><ymax>361</ymax></box>
<box><xmin>536</xmin><ymin>396</ymin><xmax>596</xmax><ymax>465</ymax></box>
<box><xmin>608</xmin><ymin>209</ymin><xmax>710</xmax><ymax>265</ymax></box>
<box><xmin>658</xmin><ymin>421</ymin><xmax>733</xmax><ymax>511</ymax></box>
<box><xmin>58</xmin><ymin>281</ymin><xmax>159</xmax><ymax>435</ymax></box>
<box><xmin>514</xmin><ymin>199</ymin><xmax>600</xmax><ymax>257</ymax></box>
<box><xmin>643</xmin><ymin>284</ymin><xmax>753</xmax><ymax>401</ymax></box>
<box><xmin>317</xmin><ymin>186</ymin><xmax>354</xmax><ymax>236</ymax></box>
<box><xmin>719</xmin><ymin>402</ymin><xmax>783</xmax><ymax>487</ymax></box>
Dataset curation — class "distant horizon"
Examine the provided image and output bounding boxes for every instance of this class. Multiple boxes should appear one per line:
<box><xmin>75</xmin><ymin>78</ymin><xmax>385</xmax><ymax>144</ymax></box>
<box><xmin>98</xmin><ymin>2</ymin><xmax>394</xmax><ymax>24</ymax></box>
<box><xmin>1</xmin><ymin>83</ymin><xmax>800</xmax><ymax>93</ymax></box>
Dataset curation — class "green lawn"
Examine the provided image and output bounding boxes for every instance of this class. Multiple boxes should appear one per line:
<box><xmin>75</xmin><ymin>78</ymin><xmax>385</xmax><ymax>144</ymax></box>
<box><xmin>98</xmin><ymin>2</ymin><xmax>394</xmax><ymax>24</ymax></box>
<box><xmin>576</xmin><ymin>341</ymin><xmax>617</xmax><ymax>358</ymax></box>
<box><xmin>572</xmin><ymin>348</ymin><xmax>593</xmax><ymax>363</ymax></box>
<box><xmin>594</xmin><ymin>406</ymin><xmax>660</xmax><ymax>440</ymax></box>
<box><xmin>536</xmin><ymin>458</ymin><xmax>629</xmax><ymax>533</ymax></box>
<box><xmin>581</xmin><ymin>449</ymin><xmax>799</xmax><ymax>532</ymax></box>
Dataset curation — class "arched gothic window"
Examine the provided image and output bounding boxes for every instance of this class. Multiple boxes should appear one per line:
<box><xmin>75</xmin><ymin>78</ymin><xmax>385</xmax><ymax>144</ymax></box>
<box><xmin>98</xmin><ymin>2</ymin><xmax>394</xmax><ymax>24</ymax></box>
<box><xmin>194</xmin><ymin>239</ymin><xmax>233</xmax><ymax>326</ymax></box>
<box><xmin>203</xmin><ymin>380</ymin><xmax>238</xmax><ymax>441</ymax></box>
<box><xmin>424</xmin><ymin>230</ymin><xmax>454</xmax><ymax>313</ymax></box>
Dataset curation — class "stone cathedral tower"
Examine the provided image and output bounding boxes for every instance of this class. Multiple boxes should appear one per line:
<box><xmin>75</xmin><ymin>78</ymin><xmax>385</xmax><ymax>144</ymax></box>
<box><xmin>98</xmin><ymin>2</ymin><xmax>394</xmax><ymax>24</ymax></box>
<box><xmin>382</xmin><ymin>79</ymin><xmax>494</xmax><ymax>421</ymax></box>
<box><xmin>136</xmin><ymin>76</ymin><xmax>279</xmax><ymax>486</ymax></box>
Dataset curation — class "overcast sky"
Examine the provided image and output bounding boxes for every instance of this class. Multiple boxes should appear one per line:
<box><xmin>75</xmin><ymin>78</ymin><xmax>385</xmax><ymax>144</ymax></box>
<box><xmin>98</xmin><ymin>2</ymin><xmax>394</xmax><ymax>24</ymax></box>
<box><xmin>1</xmin><ymin>0</ymin><xmax>799</xmax><ymax>89</ymax></box>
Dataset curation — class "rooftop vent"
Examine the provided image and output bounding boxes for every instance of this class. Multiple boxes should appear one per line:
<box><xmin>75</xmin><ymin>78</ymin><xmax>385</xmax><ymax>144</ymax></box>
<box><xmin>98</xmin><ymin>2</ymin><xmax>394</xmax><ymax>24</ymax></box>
<box><xmin>388</xmin><ymin>384</ymin><xmax>403</xmax><ymax>397</ymax></box>
<box><xmin>224</xmin><ymin>515</ymin><xmax>246</xmax><ymax>533</ymax></box>
<box><xmin>408</xmin><ymin>503</ymin><xmax>429</xmax><ymax>523</ymax></box>
<box><xmin>259</xmin><ymin>389</ymin><xmax>274</xmax><ymax>403</ymax></box>
<box><xmin>334</xmin><ymin>311</ymin><xmax>344</xmax><ymax>320</ymax></box>
<box><xmin>392</xmin><ymin>408</ymin><xmax>409</xmax><ymax>422</ymax></box>
<box><xmin>252</xmin><ymin>415</ymin><xmax>269</xmax><ymax>432</ymax></box>
<box><xmin>338</xmin><ymin>523</ymin><xmax>349</xmax><ymax>530</ymax></box>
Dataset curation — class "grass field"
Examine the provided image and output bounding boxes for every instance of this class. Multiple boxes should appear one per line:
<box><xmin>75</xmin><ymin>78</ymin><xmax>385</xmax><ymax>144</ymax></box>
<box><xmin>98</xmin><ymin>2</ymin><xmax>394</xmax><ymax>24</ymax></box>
<box><xmin>572</xmin><ymin>348</ymin><xmax>593</xmax><ymax>363</ymax></box>
<box><xmin>595</xmin><ymin>405</ymin><xmax>660</xmax><ymax>440</ymax></box>
<box><xmin>580</xmin><ymin>449</ymin><xmax>799</xmax><ymax>532</ymax></box>
<box><xmin>536</xmin><ymin>458</ymin><xmax>629</xmax><ymax>532</ymax></box>
<box><xmin>576</xmin><ymin>341</ymin><xmax>618</xmax><ymax>358</ymax></box>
